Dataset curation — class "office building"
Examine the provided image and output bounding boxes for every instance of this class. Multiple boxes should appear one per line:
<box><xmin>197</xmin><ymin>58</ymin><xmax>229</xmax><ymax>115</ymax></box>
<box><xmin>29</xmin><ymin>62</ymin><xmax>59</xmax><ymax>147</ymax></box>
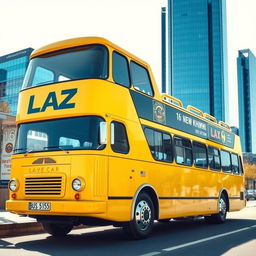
<box><xmin>166</xmin><ymin>0</ymin><xmax>228</xmax><ymax>122</ymax></box>
<box><xmin>0</xmin><ymin>48</ymin><xmax>34</xmax><ymax>115</ymax></box>
<box><xmin>237</xmin><ymin>49</ymin><xmax>256</xmax><ymax>153</ymax></box>
<box><xmin>0</xmin><ymin>48</ymin><xmax>33</xmax><ymax>208</ymax></box>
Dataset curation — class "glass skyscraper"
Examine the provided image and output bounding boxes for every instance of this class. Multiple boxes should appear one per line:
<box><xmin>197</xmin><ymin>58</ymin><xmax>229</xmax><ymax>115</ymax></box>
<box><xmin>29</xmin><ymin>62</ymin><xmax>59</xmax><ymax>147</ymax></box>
<box><xmin>167</xmin><ymin>0</ymin><xmax>228</xmax><ymax>122</ymax></box>
<box><xmin>237</xmin><ymin>49</ymin><xmax>256</xmax><ymax>153</ymax></box>
<box><xmin>0</xmin><ymin>48</ymin><xmax>33</xmax><ymax>115</ymax></box>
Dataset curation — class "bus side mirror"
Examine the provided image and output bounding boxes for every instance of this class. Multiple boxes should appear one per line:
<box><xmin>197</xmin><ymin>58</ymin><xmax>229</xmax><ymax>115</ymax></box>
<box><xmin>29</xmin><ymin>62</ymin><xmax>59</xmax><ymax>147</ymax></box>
<box><xmin>99</xmin><ymin>122</ymin><xmax>107</xmax><ymax>145</ymax></box>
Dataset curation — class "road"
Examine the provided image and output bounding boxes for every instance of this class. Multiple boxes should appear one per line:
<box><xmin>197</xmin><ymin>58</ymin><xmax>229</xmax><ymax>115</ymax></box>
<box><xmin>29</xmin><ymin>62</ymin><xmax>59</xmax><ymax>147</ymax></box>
<box><xmin>1</xmin><ymin>201</ymin><xmax>256</xmax><ymax>256</ymax></box>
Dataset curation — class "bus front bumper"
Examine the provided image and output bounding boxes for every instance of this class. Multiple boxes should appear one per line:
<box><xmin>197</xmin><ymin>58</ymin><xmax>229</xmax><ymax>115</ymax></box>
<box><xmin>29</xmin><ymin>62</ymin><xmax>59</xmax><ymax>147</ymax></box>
<box><xmin>6</xmin><ymin>199</ymin><xmax>106</xmax><ymax>216</ymax></box>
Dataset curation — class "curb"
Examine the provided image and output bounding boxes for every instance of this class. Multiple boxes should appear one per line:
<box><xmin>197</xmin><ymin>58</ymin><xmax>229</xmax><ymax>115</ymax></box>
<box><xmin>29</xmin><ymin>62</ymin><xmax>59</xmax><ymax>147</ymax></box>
<box><xmin>0</xmin><ymin>222</ymin><xmax>44</xmax><ymax>238</ymax></box>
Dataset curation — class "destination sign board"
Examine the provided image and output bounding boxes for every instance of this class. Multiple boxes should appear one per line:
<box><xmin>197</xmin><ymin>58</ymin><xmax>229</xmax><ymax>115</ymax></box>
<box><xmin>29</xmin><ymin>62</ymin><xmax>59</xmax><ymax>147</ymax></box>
<box><xmin>131</xmin><ymin>91</ymin><xmax>235</xmax><ymax>148</ymax></box>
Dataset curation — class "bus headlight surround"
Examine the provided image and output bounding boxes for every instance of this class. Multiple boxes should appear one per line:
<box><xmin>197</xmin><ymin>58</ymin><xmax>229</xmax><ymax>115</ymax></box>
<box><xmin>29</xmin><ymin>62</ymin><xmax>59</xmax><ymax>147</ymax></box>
<box><xmin>72</xmin><ymin>177</ymin><xmax>85</xmax><ymax>192</ymax></box>
<box><xmin>9</xmin><ymin>178</ymin><xmax>19</xmax><ymax>192</ymax></box>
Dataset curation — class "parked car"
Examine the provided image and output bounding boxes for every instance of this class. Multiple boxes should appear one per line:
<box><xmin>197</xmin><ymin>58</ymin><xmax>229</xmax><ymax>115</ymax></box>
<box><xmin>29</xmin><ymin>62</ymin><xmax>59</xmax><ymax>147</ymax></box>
<box><xmin>245</xmin><ymin>189</ymin><xmax>256</xmax><ymax>200</ymax></box>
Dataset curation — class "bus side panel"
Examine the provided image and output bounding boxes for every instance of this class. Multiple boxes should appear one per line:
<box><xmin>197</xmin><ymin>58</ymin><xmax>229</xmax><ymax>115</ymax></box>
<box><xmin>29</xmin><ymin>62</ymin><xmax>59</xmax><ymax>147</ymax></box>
<box><xmin>107</xmin><ymin>157</ymin><xmax>137</xmax><ymax>221</ymax></box>
<box><xmin>229</xmin><ymin>175</ymin><xmax>244</xmax><ymax>211</ymax></box>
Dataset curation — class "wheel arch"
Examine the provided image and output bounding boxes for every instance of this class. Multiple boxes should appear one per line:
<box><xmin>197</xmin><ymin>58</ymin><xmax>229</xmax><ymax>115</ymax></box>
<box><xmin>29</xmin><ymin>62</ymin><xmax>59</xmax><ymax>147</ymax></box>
<box><xmin>131</xmin><ymin>184</ymin><xmax>159</xmax><ymax>220</ymax></box>
<box><xmin>219</xmin><ymin>188</ymin><xmax>230</xmax><ymax>212</ymax></box>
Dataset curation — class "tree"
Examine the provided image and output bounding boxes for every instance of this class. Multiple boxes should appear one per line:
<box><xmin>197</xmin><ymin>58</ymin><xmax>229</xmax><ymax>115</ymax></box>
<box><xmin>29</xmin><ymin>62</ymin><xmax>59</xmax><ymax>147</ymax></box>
<box><xmin>244</xmin><ymin>163</ymin><xmax>256</xmax><ymax>180</ymax></box>
<box><xmin>0</xmin><ymin>102</ymin><xmax>10</xmax><ymax>113</ymax></box>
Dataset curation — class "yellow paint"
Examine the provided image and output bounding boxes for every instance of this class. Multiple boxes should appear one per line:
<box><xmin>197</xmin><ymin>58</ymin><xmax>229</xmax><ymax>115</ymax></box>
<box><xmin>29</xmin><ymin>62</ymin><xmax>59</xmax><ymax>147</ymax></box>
<box><xmin>7</xmin><ymin>37</ymin><xmax>245</xmax><ymax>223</ymax></box>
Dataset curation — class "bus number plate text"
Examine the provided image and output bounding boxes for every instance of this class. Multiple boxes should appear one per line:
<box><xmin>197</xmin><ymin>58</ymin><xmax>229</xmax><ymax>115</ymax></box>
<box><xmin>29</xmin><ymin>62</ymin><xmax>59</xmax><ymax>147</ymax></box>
<box><xmin>28</xmin><ymin>202</ymin><xmax>51</xmax><ymax>211</ymax></box>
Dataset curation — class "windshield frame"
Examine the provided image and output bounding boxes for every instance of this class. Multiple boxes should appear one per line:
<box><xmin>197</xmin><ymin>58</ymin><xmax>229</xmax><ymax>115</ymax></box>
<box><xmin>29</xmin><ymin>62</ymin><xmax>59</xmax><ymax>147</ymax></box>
<box><xmin>14</xmin><ymin>115</ymin><xmax>106</xmax><ymax>154</ymax></box>
<box><xmin>22</xmin><ymin>44</ymin><xmax>109</xmax><ymax>90</ymax></box>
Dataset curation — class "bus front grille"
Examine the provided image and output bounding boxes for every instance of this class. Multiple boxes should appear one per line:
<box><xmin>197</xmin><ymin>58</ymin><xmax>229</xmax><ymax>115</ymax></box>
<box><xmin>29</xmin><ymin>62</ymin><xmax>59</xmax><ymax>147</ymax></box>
<box><xmin>25</xmin><ymin>176</ymin><xmax>62</xmax><ymax>196</ymax></box>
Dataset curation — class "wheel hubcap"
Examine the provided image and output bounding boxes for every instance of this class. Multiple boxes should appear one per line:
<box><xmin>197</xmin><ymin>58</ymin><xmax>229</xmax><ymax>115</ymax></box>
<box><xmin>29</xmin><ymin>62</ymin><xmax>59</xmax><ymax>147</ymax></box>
<box><xmin>219</xmin><ymin>198</ymin><xmax>227</xmax><ymax>217</ymax></box>
<box><xmin>135</xmin><ymin>200</ymin><xmax>152</xmax><ymax>231</ymax></box>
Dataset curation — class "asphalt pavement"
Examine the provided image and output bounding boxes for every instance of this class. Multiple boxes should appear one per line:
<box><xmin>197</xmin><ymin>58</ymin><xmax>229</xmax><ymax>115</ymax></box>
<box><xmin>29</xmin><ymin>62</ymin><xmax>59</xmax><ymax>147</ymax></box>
<box><xmin>0</xmin><ymin>201</ymin><xmax>255</xmax><ymax>256</ymax></box>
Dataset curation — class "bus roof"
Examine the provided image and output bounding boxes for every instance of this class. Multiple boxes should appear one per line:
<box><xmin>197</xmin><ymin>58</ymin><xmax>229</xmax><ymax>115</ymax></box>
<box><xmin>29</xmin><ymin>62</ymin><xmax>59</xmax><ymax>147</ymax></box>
<box><xmin>30</xmin><ymin>37</ymin><xmax>149</xmax><ymax>67</ymax></box>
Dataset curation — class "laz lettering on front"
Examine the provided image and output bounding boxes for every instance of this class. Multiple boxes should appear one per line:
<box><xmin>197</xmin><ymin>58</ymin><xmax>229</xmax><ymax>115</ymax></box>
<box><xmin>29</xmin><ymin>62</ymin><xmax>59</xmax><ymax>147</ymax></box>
<box><xmin>27</xmin><ymin>88</ymin><xmax>78</xmax><ymax>114</ymax></box>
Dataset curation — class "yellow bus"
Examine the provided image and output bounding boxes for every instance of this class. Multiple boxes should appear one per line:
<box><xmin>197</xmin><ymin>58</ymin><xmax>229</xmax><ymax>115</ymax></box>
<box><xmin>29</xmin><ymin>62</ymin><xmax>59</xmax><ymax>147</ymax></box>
<box><xmin>6</xmin><ymin>37</ymin><xmax>245</xmax><ymax>239</ymax></box>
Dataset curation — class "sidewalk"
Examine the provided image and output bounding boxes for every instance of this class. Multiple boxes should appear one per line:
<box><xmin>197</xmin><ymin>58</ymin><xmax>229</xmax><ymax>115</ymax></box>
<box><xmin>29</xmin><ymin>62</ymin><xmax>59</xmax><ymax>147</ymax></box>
<box><xmin>0</xmin><ymin>210</ymin><xmax>43</xmax><ymax>237</ymax></box>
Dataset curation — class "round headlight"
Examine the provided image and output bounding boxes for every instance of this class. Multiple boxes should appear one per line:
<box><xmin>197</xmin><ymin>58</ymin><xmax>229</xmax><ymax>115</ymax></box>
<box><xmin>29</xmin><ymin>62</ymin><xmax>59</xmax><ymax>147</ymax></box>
<box><xmin>9</xmin><ymin>179</ymin><xmax>18</xmax><ymax>192</ymax></box>
<box><xmin>72</xmin><ymin>178</ymin><xmax>82</xmax><ymax>191</ymax></box>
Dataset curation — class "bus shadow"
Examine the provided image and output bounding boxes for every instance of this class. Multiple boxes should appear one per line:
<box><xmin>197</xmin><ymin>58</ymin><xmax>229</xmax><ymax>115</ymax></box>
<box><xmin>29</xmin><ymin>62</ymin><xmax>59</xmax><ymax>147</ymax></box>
<box><xmin>14</xmin><ymin>218</ymin><xmax>256</xmax><ymax>256</ymax></box>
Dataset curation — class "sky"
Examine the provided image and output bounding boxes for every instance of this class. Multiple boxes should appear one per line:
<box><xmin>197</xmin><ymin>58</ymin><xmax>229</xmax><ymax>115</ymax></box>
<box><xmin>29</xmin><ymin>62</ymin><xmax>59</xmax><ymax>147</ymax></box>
<box><xmin>0</xmin><ymin>0</ymin><xmax>256</xmax><ymax>127</ymax></box>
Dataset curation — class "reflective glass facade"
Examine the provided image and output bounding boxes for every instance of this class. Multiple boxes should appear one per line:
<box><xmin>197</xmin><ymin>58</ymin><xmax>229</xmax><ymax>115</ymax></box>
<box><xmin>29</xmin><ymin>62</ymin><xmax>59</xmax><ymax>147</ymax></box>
<box><xmin>0</xmin><ymin>48</ymin><xmax>33</xmax><ymax>115</ymax></box>
<box><xmin>167</xmin><ymin>0</ymin><xmax>228</xmax><ymax>122</ymax></box>
<box><xmin>237</xmin><ymin>49</ymin><xmax>256</xmax><ymax>153</ymax></box>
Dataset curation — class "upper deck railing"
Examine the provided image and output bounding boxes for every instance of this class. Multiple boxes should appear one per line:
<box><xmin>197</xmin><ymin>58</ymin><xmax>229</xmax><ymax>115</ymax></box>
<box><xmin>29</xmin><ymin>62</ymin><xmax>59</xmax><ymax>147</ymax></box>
<box><xmin>161</xmin><ymin>93</ymin><xmax>231</xmax><ymax>132</ymax></box>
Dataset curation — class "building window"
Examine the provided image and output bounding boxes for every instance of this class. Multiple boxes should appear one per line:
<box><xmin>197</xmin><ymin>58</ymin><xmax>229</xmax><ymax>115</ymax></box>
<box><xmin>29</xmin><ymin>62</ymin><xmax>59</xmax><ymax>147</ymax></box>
<box><xmin>221</xmin><ymin>150</ymin><xmax>231</xmax><ymax>173</ymax></box>
<box><xmin>112</xmin><ymin>51</ymin><xmax>130</xmax><ymax>87</ymax></box>
<box><xmin>174</xmin><ymin>136</ymin><xmax>192</xmax><ymax>166</ymax></box>
<box><xmin>130</xmin><ymin>61</ymin><xmax>153</xmax><ymax>96</ymax></box>
<box><xmin>193</xmin><ymin>142</ymin><xmax>208</xmax><ymax>168</ymax></box>
<box><xmin>111</xmin><ymin>121</ymin><xmax>129</xmax><ymax>154</ymax></box>
<box><xmin>208</xmin><ymin>146</ymin><xmax>221</xmax><ymax>171</ymax></box>
<box><xmin>144</xmin><ymin>128</ymin><xmax>172</xmax><ymax>162</ymax></box>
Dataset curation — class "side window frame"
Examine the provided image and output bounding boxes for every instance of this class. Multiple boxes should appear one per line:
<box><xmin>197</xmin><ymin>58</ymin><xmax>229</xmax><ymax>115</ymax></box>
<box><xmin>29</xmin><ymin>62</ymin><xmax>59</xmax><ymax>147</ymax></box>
<box><xmin>143</xmin><ymin>126</ymin><xmax>173</xmax><ymax>163</ymax></box>
<box><xmin>220</xmin><ymin>150</ymin><xmax>232</xmax><ymax>173</ymax></box>
<box><xmin>174</xmin><ymin>136</ymin><xmax>193</xmax><ymax>166</ymax></box>
<box><xmin>112</xmin><ymin>51</ymin><xmax>131</xmax><ymax>88</ymax></box>
<box><xmin>192</xmin><ymin>141</ymin><xmax>208</xmax><ymax>169</ymax></box>
<box><xmin>208</xmin><ymin>146</ymin><xmax>221</xmax><ymax>171</ymax></box>
<box><xmin>231</xmin><ymin>153</ymin><xmax>240</xmax><ymax>175</ymax></box>
<box><xmin>238</xmin><ymin>156</ymin><xmax>244</xmax><ymax>175</ymax></box>
<box><xmin>110</xmin><ymin>121</ymin><xmax>130</xmax><ymax>154</ymax></box>
<box><xmin>130</xmin><ymin>61</ymin><xmax>154</xmax><ymax>97</ymax></box>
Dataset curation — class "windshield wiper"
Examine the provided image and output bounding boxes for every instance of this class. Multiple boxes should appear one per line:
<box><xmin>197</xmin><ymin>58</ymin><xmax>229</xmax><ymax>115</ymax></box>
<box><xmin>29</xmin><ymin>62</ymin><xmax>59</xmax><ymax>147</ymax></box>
<box><xmin>13</xmin><ymin>147</ymin><xmax>28</xmax><ymax>153</ymax></box>
<box><xmin>14</xmin><ymin>148</ymin><xmax>33</xmax><ymax>156</ymax></box>
<box><xmin>43</xmin><ymin>146</ymin><xmax>69</xmax><ymax>153</ymax></box>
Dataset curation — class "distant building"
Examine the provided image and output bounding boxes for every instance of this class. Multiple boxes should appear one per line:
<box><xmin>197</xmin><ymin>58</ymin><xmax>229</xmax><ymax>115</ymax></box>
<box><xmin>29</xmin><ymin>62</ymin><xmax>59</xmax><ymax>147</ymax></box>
<box><xmin>237</xmin><ymin>49</ymin><xmax>256</xmax><ymax>153</ymax></box>
<box><xmin>0</xmin><ymin>48</ymin><xmax>33</xmax><ymax>208</ymax></box>
<box><xmin>0</xmin><ymin>48</ymin><xmax>34</xmax><ymax>115</ymax></box>
<box><xmin>166</xmin><ymin>0</ymin><xmax>229</xmax><ymax>122</ymax></box>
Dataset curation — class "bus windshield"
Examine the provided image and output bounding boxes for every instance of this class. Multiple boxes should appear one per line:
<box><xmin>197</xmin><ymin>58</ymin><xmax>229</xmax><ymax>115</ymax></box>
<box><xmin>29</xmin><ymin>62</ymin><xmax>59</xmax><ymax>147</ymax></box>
<box><xmin>14</xmin><ymin>116</ymin><xmax>105</xmax><ymax>153</ymax></box>
<box><xmin>22</xmin><ymin>44</ymin><xmax>108</xmax><ymax>89</ymax></box>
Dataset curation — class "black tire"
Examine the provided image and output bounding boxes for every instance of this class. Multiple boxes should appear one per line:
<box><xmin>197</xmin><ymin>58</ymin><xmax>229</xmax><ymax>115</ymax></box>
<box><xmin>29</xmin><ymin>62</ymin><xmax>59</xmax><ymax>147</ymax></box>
<box><xmin>125</xmin><ymin>193</ymin><xmax>155</xmax><ymax>239</ymax></box>
<box><xmin>41</xmin><ymin>222</ymin><xmax>73</xmax><ymax>236</ymax></box>
<box><xmin>157</xmin><ymin>219</ymin><xmax>170</xmax><ymax>223</ymax></box>
<box><xmin>205</xmin><ymin>194</ymin><xmax>228</xmax><ymax>224</ymax></box>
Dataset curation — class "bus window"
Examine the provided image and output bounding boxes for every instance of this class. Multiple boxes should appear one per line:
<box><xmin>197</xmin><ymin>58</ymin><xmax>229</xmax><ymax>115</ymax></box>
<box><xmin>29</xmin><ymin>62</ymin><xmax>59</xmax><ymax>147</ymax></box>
<box><xmin>32</xmin><ymin>66</ymin><xmax>54</xmax><ymax>86</ymax></box>
<box><xmin>231</xmin><ymin>153</ymin><xmax>239</xmax><ymax>174</ymax></box>
<box><xmin>221</xmin><ymin>150</ymin><xmax>231</xmax><ymax>173</ymax></box>
<box><xmin>208</xmin><ymin>146</ymin><xmax>221</xmax><ymax>171</ymax></box>
<box><xmin>15</xmin><ymin>116</ymin><xmax>105</xmax><ymax>153</ymax></box>
<box><xmin>112</xmin><ymin>51</ymin><xmax>130</xmax><ymax>87</ymax></box>
<box><xmin>174</xmin><ymin>136</ymin><xmax>192</xmax><ymax>166</ymax></box>
<box><xmin>193</xmin><ymin>142</ymin><xmax>208</xmax><ymax>169</ymax></box>
<box><xmin>130</xmin><ymin>61</ymin><xmax>153</xmax><ymax>96</ymax></box>
<box><xmin>23</xmin><ymin>44</ymin><xmax>108</xmax><ymax>88</ymax></box>
<box><xmin>238</xmin><ymin>156</ymin><xmax>244</xmax><ymax>174</ymax></box>
<box><xmin>27</xmin><ymin>130</ymin><xmax>48</xmax><ymax>152</ymax></box>
<box><xmin>111</xmin><ymin>121</ymin><xmax>129</xmax><ymax>154</ymax></box>
<box><xmin>144</xmin><ymin>128</ymin><xmax>172</xmax><ymax>162</ymax></box>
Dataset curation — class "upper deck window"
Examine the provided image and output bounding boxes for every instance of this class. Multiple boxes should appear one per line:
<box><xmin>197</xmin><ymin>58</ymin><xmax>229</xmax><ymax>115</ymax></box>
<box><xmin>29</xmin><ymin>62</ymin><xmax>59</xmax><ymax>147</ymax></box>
<box><xmin>112</xmin><ymin>51</ymin><xmax>130</xmax><ymax>87</ymax></box>
<box><xmin>130</xmin><ymin>61</ymin><xmax>154</xmax><ymax>96</ymax></box>
<box><xmin>22</xmin><ymin>44</ymin><xmax>108</xmax><ymax>89</ymax></box>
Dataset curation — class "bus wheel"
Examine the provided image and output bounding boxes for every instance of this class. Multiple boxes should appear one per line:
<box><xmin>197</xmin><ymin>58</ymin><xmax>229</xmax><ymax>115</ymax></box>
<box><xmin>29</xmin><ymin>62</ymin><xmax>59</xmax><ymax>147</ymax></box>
<box><xmin>157</xmin><ymin>219</ymin><xmax>170</xmax><ymax>223</ymax></box>
<box><xmin>205</xmin><ymin>194</ymin><xmax>228</xmax><ymax>224</ymax></box>
<box><xmin>41</xmin><ymin>222</ymin><xmax>73</xmax><ymax>236</ymax></box>
<box><xmin>126</xmin><ymin>193</ymin><xmax>155</xmax><ymax>239</ymax></box>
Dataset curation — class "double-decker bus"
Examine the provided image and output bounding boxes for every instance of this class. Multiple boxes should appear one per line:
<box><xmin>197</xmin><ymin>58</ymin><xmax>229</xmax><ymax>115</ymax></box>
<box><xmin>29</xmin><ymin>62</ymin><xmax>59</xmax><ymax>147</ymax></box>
<box><xmin>6</xmin><ymin>37</ymin><xmax>245</xmax><ymax>239</ymax></box>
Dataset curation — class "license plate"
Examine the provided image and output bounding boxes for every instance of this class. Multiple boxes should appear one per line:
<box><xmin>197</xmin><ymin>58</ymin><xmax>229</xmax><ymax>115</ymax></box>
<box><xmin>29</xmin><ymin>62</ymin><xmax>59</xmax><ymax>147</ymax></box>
<box><xmin>28</xmin><ymin>202</ymin><xmax>51</xmax><ymax>211</ymax></box>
